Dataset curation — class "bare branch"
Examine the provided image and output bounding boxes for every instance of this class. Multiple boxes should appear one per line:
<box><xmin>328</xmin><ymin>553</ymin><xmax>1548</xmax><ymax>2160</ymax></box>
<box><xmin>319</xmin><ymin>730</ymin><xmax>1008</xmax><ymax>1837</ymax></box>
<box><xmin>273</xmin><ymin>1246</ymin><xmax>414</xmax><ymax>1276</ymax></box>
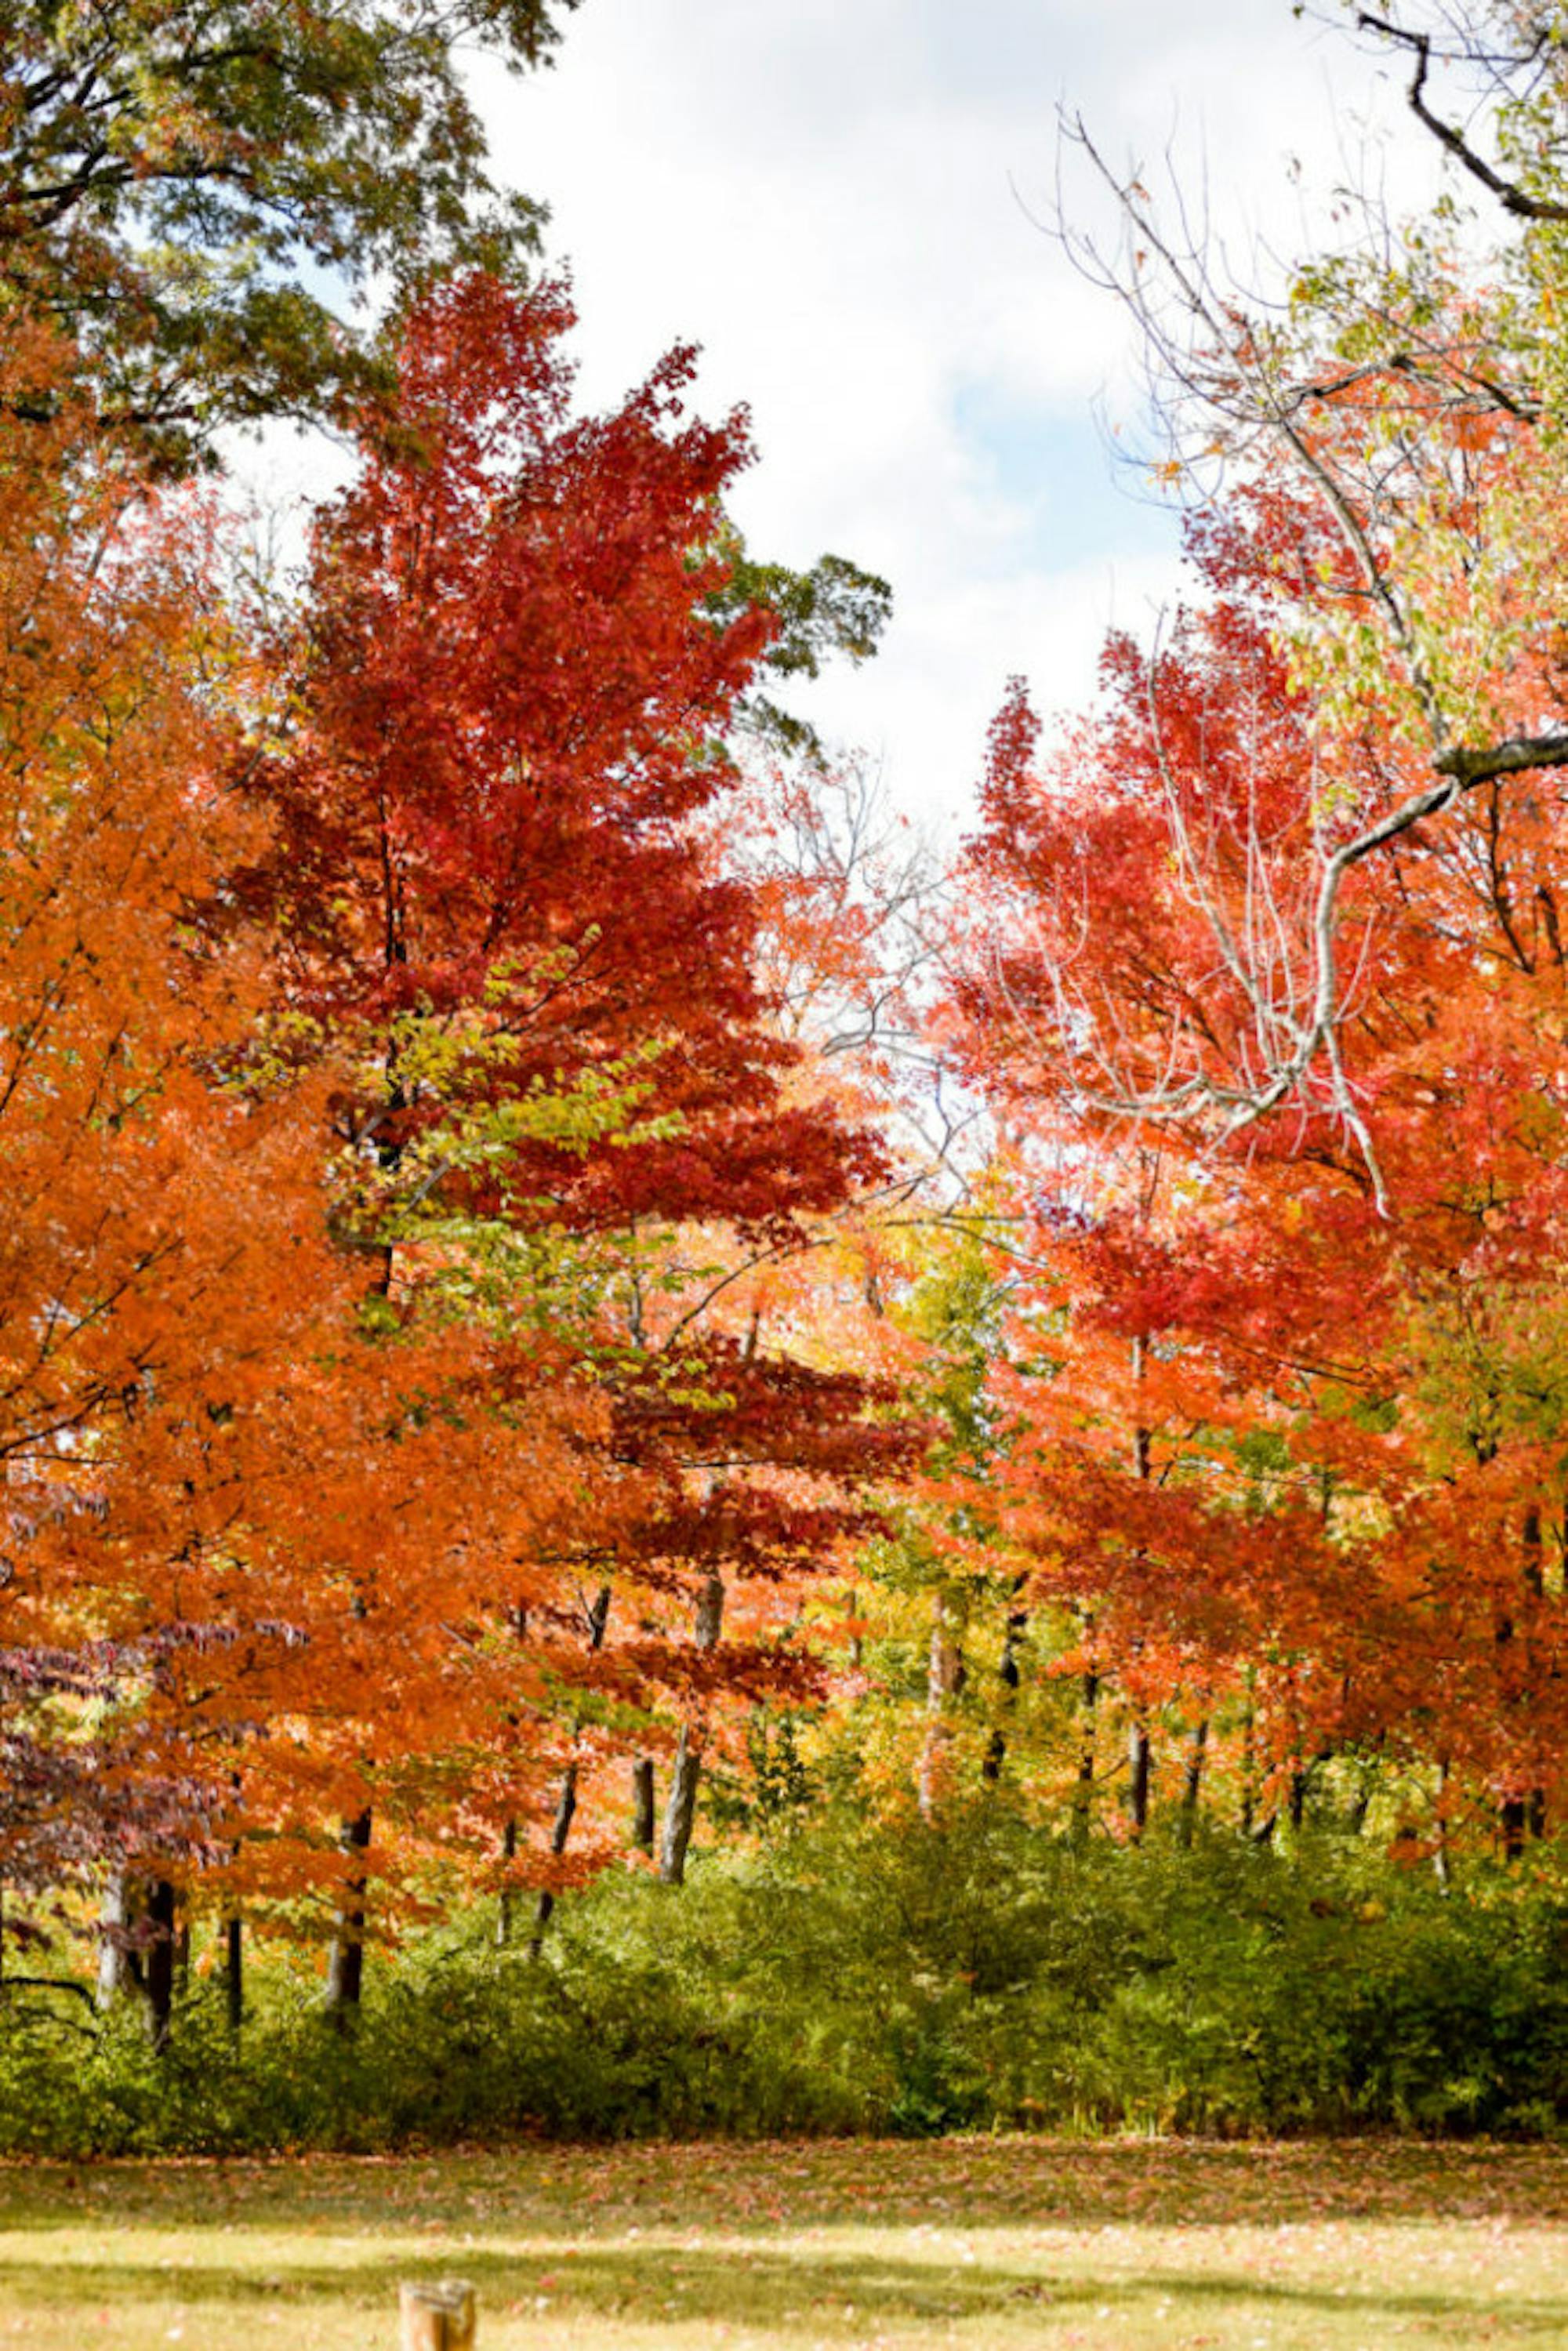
<box><xmin>1359</xmin><ymin>11</ymin><xmax>1568</xmax><ymax>222</ymax></box>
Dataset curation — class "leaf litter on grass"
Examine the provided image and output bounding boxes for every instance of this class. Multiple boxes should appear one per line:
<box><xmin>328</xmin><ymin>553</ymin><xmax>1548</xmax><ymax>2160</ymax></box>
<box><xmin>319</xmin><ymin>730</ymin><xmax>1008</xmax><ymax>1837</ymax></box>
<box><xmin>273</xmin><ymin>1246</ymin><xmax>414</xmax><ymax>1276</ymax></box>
<box><xmin>0</xmin><ymin>2140</ymin><xmax>1563</xmax><ymax>2350</ymax></box>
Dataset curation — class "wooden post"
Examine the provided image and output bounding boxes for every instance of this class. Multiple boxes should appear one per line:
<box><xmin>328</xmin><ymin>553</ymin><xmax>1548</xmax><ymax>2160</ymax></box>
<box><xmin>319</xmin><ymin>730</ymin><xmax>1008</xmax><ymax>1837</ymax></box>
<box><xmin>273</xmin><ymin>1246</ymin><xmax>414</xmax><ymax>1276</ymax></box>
<box><xmin>400</xmin><ymin>2280</ymin><xmax>475</xmax><ymax>2350</ymax></box>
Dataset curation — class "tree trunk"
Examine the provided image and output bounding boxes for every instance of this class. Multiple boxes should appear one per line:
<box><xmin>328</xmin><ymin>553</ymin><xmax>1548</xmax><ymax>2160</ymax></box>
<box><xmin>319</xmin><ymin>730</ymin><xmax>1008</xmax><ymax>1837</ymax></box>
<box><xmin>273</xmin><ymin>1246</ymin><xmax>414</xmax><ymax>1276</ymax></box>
<box><xmin>325</xmin><ymin>1808</ymin><xmax>372</xmax><ymax>2023</ymax></box>
<box><xmin>528</xmin><ymin>1584</ymin><xmax>611</xmax><ymax>1943</ymax></box>
<box><xmin>846</xmin><ymin>1584</ymin><xmax>864</xmax><ymax>1674</ymax></box>
<box><xmin>96</xmin><ymin>1870</ymin><xmax>140</xmax><ymax>2012</ymax></box>
<box><xmin>659</xmin><ymin>1573</ymin><xmax>724</xmax><ymax>1885</ymax></box>
<box><xmin>1072</xmin><ymin>1663</ymin><xmax>1100</xmax><ymax>1849</ymax></box>
<box><xmin>982</xmin><ymin>1603</ymin><xmax>1027</xmax><ymax>1784</ymax></box>
<box><xmin>659</xmin><ymin>1724</ymin><xmax>702</xmax><ymax>1886</ymax></box>
<box><xmin>225</xmin><ymin>1915</ymin><xmax>244</xmax><ymax>2030</ymax></box>
<box><xmin>495</xmin><ymin>1818</ymin><xmax>519</xmax><ymax>1948</ymax></box>
<box><xmin>1177</xmin><ymin>1719</ymin><xmax>1207</xmax><ymax>1849</ymax></box>
<box><xmin>1497</xmin><ymin>1505</ymin><xmax>1547</xmax><ymax>1854</ymax></box>
<box><xmin>1433</xmin><ymin>1755</ymin><xmax>1452</xmax><ymax>1891</ymax></box>
<box><xmin>1122</xmin><ymin>1344</ymin><xmax>1153</xmax><ymax>1841</ymax></box>
<box><xmin>529</xmin><ymin>1764</ymin><xmax>579</xmax><ymax>1955</ymax></box>
<box><xmin>96</xmin><ymin>1874</ymin><xmax>176</xmax><ymax>2049</ymax></box>
<box><xmin>916</xmin><ymin>1589</ymin><xmax>964</xmax><ymax>1819</ymax></box>
<box><xmin>1240</xmin><ymin>1676</ymin><xmax>1257</xmax><ymax>1838</ymax></box>
<box><xmin>1524</xmin><ymin>1505</ymin><xmax>1548</xmax><ymax>1838</ymax></box>
<box><xmin>145</xmin><ymin>1878</ymin><xmax>176</xmax><ymax>2055</ymax></box>
<box><xmin>96</xmin><ymin>1873</ymin><xmax>125</xmax><ymax>2010</ymax></box>
<box><xmin>1127</xmin><ymin>1723</ymin><xmax>1151</xmax><ymax>1837</ymax></box>
<box><xmin>632</xmin><ymin>1758</ymin><xmax>655</xmax><ymax>1851</ymax></box>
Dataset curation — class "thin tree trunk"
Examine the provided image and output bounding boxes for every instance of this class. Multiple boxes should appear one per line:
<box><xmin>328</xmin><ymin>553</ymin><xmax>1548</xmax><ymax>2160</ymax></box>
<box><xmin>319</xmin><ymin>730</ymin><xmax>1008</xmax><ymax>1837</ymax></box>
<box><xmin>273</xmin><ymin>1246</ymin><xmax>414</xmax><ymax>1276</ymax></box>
<box><xmin>1073</xmin><ymin>1660</ymin><xmax>1100</xmax><ymax>1849</ymax></box>
<box><xmin>326</xmin><ymin>1141</ymin><xmax>396</xmax><ymax>2010</ymax></box>
<box><xmin>631</xmin><ymin>1759</ymin><xmax>655</xmax><ymax>1851</ymax></box>
<box><xmin>96</xmin><ymin>1870</ymin><xmax>138</xmax><ymax>2012</ymax></box>
<box><xmin>1123</xmin><ymin>1339</ymin><xmax>1154</xmax><ymax>1836</ymax></box>
<box><xmin>917</xmin><ymin>1589</ymin><xmax>964</xmax><ymax>1819</ymax></box>
<box><xmin>1434</xmin><ymin>1756</ymin><xmax>1452</xmax><ymax>1891</ymax></box>
<box><xmin>493</xmin><ymin>1613</ymin><xmax>532</xmax><ymax>1935</ymax></box>
<box><xmin>982</xmin><ymin>1603</ymin><xmax>1026</xmax><ymax>1785</ymax></box>
<box><xmin>495</xmin><ymin>1818</ymin><xmax>519</xmax><ymax>1948</ymax></box>
<box><xmin>325</xmin><ymin>1808</ymin><xmax>372</xmax><ymax>2023</ymax></box>
<box><xmin>1127</xmin><ymin>1723</ymin><xmax>1152</xmax><ymax>1837</ymax></box>
<box><xmin>659</xmin><ymin>1573</ymin><xmax>724</xmax><ymax>1885</ymax></box>
<box><xmin>225</xmin><ymin>1915</ymin><xmax>244</xmax><ymax>2030</ymax></box>
<box><xmin>659</xmin><ymin>1724</ymin><xmax>702</xmax><ymax>1885</ymax></box>
<box><xmin>529</xmin><ymin>1764</ymin><xmax>579</xmax><ymax>1955</ymax></box>
<box><xmin>145</xmin><ymin>1878</ymin><xmax>176</xmax><ymax>2055</ymax></box>
<box><xmin>1177</xmin><ymin>1718</ymin><xmax>1207</xmax><ymax>1849</ymax></box>
<box><xmin>527</xmin><ymin>1584</ymin><xmax>611</xmax><ymax>1944</ymax></box>
<box><xmin>1240</xmin><ymin>1674</ymin><xmax>1257</xmax><ymax>1838</ymax></box>
<box><xmin>1497</xmin><ymin>1504</ymin><xmax>1545</xmax><ymax>1855</ymax></box>
<box><xmin>1524</xmin><ymin>1505</ymin><xmax>1548</xmax><ymax>1838</ymax></box>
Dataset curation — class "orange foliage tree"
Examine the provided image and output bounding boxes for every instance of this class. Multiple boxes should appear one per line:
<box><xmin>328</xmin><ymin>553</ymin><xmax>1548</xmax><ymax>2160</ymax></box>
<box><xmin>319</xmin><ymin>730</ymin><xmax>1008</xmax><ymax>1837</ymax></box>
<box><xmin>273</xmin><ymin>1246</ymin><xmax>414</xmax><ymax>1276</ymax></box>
<box><xmin>0</xmin><ymin>314</ymin><xmax>615</xmax><ymax>2032</ymax></box>
<box><xmin>946</xmin><ymin>490</ymin><xmax>1568</xmax><ymax>1852</ymax></box>
<box><xmin>223</xmin><ymin>273</ymin><xmax>914</xmax><ymax>1981</ymax></box>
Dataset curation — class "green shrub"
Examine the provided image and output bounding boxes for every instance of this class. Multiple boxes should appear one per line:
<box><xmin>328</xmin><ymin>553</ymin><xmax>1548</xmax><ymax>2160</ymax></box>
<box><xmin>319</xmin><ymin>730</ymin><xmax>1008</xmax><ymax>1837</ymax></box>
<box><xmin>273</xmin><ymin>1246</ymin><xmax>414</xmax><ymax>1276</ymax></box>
<box><xmin>2</xmin><ymin>1805</ymin><xmax>1563</xmax><ymax>2153</ymax></box>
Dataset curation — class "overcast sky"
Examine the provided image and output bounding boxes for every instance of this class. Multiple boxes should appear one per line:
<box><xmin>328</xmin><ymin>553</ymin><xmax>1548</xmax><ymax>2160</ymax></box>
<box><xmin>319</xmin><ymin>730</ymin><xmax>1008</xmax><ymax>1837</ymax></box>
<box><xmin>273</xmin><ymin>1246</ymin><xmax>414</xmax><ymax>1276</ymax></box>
<box><xmin>256</xmin><ymin>4</ymin><xmax>1446</xmax><ymax>835</ymax></box>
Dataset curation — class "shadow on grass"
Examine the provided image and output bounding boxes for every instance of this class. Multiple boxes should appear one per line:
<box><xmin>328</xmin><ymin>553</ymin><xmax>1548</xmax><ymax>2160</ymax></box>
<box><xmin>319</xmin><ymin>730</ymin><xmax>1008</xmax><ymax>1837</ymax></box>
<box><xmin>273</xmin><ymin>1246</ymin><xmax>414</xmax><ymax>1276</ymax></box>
<box><xmin>1</xmin><ymin>2243</ymin><xmax>1564</xmax><ymax>2338</ymax></box>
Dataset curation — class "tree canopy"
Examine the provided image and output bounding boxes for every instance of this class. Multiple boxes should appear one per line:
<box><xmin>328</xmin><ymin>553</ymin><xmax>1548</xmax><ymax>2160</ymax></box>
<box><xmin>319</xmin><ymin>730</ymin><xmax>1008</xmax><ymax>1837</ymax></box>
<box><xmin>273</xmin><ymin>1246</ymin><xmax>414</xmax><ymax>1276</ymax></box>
<box><xmin>0</xmin><ymin>0</ymin><xmax>577</xmax><ymax>459</ymax></box>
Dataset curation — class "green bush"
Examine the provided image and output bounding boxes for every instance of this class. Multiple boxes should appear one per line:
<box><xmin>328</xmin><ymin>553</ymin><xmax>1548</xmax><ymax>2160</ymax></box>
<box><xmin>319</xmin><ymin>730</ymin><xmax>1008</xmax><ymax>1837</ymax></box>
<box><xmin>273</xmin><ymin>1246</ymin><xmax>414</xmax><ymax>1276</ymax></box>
<box><xmin>1</xmin><ymin>1805</ymin><xmax>1563</xmax><ymax>2154</ymax></box>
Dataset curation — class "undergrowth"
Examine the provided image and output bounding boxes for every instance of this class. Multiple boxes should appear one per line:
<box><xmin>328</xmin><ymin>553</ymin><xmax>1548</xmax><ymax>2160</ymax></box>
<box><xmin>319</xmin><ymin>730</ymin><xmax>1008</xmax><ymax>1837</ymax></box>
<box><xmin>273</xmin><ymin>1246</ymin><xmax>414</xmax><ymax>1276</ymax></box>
<box><xmin>2</xmin><ymin>1806</ymin><xmax>1563</xmax><ymax>2155</ymax></box>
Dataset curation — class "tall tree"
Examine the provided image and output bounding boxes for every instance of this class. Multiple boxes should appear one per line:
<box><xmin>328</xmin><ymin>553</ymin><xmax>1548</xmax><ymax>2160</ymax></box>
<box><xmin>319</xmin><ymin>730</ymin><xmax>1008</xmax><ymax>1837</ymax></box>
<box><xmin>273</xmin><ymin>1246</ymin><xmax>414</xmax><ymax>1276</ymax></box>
<box><xmin>947</xmin><ymin>498</ymin><xmax>1568</xmax><ymax>1845</ymax></box>
<box><xmin>236</xmin><ymin>270</ymin><xmax>909</xmax><ymax>1959</ymax></box>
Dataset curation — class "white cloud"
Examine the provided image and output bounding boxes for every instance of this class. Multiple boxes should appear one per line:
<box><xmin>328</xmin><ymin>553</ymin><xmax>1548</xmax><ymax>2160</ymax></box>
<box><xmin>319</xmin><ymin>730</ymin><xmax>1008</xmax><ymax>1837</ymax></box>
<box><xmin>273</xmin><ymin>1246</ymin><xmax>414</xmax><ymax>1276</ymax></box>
<box><xmin>229</xmin><ymin>5</ymin><xmax>1449</xmax><ymax>827</ymax></box>
<box><xmin>466</xmin><ymin>1</ymin><xmax>1447</xmax><ymax>824</ymax></box>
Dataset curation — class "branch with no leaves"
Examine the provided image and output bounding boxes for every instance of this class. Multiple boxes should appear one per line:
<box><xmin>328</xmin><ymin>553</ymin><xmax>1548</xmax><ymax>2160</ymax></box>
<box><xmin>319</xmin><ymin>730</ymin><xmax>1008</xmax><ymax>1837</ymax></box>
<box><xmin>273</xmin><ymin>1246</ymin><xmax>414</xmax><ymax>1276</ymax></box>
<box><xmin>1036</xmin><ymin>110</ymin><xmax>1568</xmax><ymax>1203</ymax></box>
<box><xmin>1357</xmin><ymin>11</ymin><xmax>1568</xmax><ymax>224</ymax></box>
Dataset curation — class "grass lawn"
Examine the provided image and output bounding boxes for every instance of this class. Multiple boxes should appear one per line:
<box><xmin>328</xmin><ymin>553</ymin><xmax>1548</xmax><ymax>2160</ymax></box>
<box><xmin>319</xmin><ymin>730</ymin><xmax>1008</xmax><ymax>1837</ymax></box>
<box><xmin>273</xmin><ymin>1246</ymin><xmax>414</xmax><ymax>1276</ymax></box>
<box><xmin>0</xmin><ymin>2139</ymin><xmax>1563</xmax><ymax>2349</ymax></box>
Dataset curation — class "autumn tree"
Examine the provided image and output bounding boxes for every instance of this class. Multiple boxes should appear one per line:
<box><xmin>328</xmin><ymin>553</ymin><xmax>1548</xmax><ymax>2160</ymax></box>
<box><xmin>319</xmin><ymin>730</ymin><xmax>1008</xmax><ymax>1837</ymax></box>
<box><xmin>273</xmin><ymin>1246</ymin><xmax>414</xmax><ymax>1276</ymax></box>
<box><xmin>0</xmin><ymin>309</ymin><xmax>367</xmax><ymax>1990</ymax></box>
<box><xmin>0</xmin><ymin>300</ymin><xmax>615</xmax><ymax>2044</ymax></box>
<box><xmin>877</xmin><ymin>2</ymin><xmax>1568</xmax><ymax>1851</ymax></box>
<box><xmin>0</xmin><ymin>0</ymin><xmax>580</xmax><ymax>461</ymax></box>
<box><xmin>227</xmin><ymin>270</ymin><xmax>913</xmax><ymax>1975</ymax></box>
<box><xmin>947</xmin><ymin>483</ymin><xmax>1568</xmax><ymax>1850</ymax></box>
<box><xmin>1044</xmin><ymin>9</ymin><xmax>1568</xmax><ymax>1170</ymax></box>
